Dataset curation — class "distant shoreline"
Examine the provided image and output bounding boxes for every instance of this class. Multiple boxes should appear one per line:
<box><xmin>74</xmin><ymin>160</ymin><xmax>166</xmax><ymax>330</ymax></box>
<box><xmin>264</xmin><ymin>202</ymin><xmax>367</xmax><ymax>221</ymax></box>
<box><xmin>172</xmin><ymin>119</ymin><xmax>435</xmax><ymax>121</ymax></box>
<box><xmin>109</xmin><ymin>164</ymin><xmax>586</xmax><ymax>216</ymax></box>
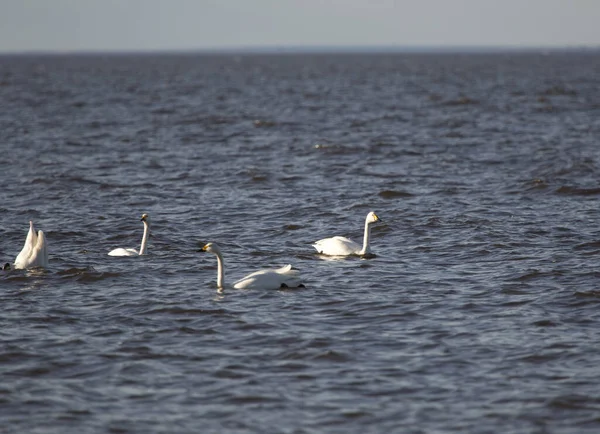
<box><xmin>0</xmin><ymin>45</ymin><xmax>599</xmax><ymax>56</ymax></box>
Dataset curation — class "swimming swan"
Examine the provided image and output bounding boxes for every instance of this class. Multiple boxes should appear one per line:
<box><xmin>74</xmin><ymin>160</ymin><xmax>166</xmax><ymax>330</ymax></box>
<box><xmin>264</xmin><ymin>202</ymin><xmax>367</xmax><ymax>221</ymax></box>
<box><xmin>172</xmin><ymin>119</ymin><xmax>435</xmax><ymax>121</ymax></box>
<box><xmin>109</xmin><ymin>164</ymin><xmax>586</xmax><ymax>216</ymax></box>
<box><xmin>312</xmin><ymin>211</ymin><xmax>382</xmax><ymax>256</ymax></box>
<box><xmin>201</xmin><ymin>242</ymin><xmax>304</xmax><ymax>290</ymax></box>
<box><xmin>14</xmin><ymin>220</ymin><xmax>49</xmax><ymax>269</ymax></box>
<box><xmin>108</xmin><ymin>213</ymin><xmax>150</xmax><ymax>256</ymax></box>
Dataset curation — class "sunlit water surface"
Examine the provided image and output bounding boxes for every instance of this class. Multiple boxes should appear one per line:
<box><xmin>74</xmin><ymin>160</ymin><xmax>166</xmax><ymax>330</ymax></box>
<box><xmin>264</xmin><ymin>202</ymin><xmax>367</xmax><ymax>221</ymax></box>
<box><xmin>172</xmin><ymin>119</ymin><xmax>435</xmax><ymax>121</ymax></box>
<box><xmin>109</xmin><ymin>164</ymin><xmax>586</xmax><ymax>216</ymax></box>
<box><xmin>1</xmin><ymin>51</ymin><xmax>600</xmax><ymax>433</ymax></box>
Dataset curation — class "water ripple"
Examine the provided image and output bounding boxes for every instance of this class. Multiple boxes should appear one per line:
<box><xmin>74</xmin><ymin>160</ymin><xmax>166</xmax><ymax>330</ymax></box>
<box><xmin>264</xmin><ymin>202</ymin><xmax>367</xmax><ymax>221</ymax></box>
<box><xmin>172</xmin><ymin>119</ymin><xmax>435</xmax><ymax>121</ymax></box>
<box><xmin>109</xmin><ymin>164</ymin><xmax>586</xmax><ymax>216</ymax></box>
<box><xmin>1</xmin><ymin>51</ymin><xmax>600</xmax><ymax>433</ymax></box>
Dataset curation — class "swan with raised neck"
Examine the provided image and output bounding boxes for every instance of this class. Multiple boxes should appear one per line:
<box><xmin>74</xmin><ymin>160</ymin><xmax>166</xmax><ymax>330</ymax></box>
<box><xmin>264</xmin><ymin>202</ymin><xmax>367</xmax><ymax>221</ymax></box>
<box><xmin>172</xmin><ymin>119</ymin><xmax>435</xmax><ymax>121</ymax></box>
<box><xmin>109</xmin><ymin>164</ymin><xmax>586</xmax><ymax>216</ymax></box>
<box><xmin>312</xmin><ymin>211</ymin><xmax>381</xmax><ymax>256</ymax></box>
<box><xmin>108</xmin><ymin>213</ymin><xmax>150</xmax><ymax>256</ymax></box>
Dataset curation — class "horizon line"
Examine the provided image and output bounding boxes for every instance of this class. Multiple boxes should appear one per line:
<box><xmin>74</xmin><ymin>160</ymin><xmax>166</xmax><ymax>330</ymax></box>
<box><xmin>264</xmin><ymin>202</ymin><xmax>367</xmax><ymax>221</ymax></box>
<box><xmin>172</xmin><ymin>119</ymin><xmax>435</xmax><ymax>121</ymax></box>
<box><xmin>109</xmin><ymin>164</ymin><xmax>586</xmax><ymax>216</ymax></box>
<box><xmin>0</xmin><ymin>44</ymin><xmax>599</xmax><ymax>56</ymax></box>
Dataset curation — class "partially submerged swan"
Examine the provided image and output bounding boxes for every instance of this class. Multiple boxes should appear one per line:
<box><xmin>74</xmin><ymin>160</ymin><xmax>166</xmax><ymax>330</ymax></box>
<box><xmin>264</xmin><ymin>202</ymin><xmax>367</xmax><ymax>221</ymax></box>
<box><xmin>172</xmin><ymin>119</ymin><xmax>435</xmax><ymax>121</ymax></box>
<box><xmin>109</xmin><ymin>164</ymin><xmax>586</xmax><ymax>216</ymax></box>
<box><xmin>108</xmin><ymin>213</ymin><xmax>150</xmax><ymax>256</ymax></box>
<box><xmin>201</xmin><ymin>242</ymin><xmax>304</xmax><ymax>290</ymax></box>
<box><xmin>14</xmin><ymin>220</ymin><xmax>49</xmax><ymax>269</ymax></box>
<box><xmin>312</xmin><ymin>211</ymin><xmax>381</xmax><ymax>256</ymax></box>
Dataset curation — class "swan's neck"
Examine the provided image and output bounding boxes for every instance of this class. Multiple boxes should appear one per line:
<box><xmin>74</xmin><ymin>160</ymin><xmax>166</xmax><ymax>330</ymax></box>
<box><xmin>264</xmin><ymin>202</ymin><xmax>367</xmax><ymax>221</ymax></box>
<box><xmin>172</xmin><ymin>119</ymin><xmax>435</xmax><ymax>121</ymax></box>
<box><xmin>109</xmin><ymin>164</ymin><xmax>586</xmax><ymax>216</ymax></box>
<box><xmin>215</xmin><ymin>252</ymin><xmax>225</xmax><ymax>289</ymax></box>
<box><xmin>359</xmin><ymin>220</ymin><xmax>372</xmax><ymax>255</ymax></box>
<box><xmin>139</xmin><ymin>222</ymin><xmax>149</xmax><ymax>255</ymax></box>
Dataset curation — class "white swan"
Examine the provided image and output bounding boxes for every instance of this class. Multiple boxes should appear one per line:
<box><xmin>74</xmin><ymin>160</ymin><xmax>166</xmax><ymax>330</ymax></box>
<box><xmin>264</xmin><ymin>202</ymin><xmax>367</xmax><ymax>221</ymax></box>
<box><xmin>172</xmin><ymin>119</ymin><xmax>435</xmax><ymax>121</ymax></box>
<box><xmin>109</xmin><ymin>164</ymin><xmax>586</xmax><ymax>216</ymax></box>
<box><xmin>201</xmin><ymin>242</ymin><xmax>304</xmax><ymax>290</ymax></box>
<box><xmin>108</xmin><ymin>213</ymin><xmax>150</xmax><ymax>256</ymax></box>
<box><xmin>14</xmin><ymin>220</ymin><xmax>49</xmax><ymax>269</ymax></box>
<box><xmin>312</xmin><ymin>211</ymin><xmax>382</xmax><ymax>256</ymax></box>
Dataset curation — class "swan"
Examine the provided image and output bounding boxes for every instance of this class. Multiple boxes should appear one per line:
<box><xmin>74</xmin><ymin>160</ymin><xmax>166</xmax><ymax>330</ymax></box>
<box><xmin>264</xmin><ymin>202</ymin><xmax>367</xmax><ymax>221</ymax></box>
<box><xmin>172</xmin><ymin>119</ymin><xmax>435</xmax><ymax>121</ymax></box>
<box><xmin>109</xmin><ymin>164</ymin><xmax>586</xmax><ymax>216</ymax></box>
<box><xmin>201</xmin><ymin>242</ymin><xmax>304</xmax><ymax>290</ymax></box>
<box><xmin>312</xmin><ymin>211</ymin><xmax>382</xmax><ymax>256</ymax></box>
<box><xmin>108</xmin><ymin>213</ymin><xmax>150</xmax><ymax>256</ymax></box>
<box><xmin>14</xmin><ymin>220</ymin><xmax>49</xmax><ymax>269</ymax></box>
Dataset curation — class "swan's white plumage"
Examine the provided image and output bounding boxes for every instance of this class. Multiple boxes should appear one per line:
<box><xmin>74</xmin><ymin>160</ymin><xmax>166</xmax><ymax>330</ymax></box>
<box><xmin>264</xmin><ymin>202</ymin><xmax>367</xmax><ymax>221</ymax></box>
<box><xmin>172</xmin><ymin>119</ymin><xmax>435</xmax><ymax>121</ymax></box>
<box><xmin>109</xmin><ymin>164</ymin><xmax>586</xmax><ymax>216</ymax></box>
<box><xmin>313</xmin><ymin>236</ymin><xmax>362</xmax><ymax>256</ymax></box>
<box><xmin>108</xmin><ymin>214</ymin><xmax>150</xmax><ymax>256</ymax></box>
<box><xmin>312</xmin><ymin>211</ymin><xmax>381</xmax><ymax>256</ymax></box>
<box><xmin>232</xmin><ymin>263</ymin><xmax>302</xmax><ymax>290</ymax></box>
<box><xmin>14</xmin><ymin>221</ymin><xmax>49</xmax><ymax>269</ymax></box>
<box><xmin>202</xmin><ymin>243</ymin><xmax>303</xmax><ymax>290</ymax></box>
<box><xmin>15</xmin><ymin>220</ymin><xmax>37</xmax><ymax>267</ymax></box>
<box><xmin>107</xmin><ymin>247</ymin><xmax>138</xmax><ymax>257</ymax></box>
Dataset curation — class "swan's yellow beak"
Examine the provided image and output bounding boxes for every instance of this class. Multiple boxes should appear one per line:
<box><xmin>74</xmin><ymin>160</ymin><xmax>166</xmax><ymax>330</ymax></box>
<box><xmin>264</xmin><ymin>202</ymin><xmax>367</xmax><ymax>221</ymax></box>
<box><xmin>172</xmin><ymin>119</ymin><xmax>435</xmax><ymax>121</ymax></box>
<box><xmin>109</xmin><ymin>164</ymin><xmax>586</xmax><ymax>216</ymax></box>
<box><xmin>374</xmin><ymin>213</ymin><xmax>381</xmax><ymax>222</ymax></box>
<box><xmin>201</xmin><ymin>244</ymin><xmax>209</xmax><ymax>251</ymax></box>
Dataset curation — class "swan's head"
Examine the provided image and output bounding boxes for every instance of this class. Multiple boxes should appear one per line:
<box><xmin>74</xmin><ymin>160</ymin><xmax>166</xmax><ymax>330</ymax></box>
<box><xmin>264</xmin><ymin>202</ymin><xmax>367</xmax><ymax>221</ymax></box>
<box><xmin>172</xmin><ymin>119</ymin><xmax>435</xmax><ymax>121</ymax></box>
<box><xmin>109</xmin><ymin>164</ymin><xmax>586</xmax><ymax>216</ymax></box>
<box><xmin>140</xmin><ymin>213</ymin><xmax>149</xmax><ymax>224</ymax></box>
<box><xmin>366</xmin><ymin>211</ymin><xmax>381</xmax><ymax>224</ymax></box>
<box><xmin>201</xmin><ymin>242</ymin><xmax>221</xmax><ymax>255</ymax></box>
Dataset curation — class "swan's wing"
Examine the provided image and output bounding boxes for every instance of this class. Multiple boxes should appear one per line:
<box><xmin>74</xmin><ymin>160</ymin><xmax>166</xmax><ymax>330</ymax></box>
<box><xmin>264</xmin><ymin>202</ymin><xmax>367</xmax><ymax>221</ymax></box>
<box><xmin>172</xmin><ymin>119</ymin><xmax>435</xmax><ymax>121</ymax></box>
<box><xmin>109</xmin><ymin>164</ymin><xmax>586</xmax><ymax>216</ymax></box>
<box><xmin>27</xmin><ymin>230</ymin><xmax>48</xmax><ymax>268</ymax></box>
<box><xmin>233</xmin><ymin>266</ymin><xmax>303</xmax><ymax>290</ymax></box>
<box><xmin>312</xmin><ymin>236</ymin><xmax>361</xmax><ymax>256</ymax></box>
<box><xmin>238</xmin><ymin>264</ymin><xmax>297</xmax><ymax>279</ymax></box>
<box><xmin>14</xmin><ymin>222</ymin><xmax>38</xmax><ymax>268</ymax></box>
<box><xmin>108</xmin><ymin>248</ymin><xmax>138</xmax><ymax>256</ymax></box>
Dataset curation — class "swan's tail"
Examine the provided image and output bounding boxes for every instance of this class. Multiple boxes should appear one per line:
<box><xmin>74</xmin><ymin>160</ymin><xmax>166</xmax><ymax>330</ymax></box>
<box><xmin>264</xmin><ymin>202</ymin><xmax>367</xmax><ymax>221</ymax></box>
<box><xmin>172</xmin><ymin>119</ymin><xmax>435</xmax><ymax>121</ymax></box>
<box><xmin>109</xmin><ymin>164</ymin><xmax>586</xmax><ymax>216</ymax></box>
<box><xmin>275</xmin><ymin>264</ymin><xmax>299</xmax><ymax>275</ymax></box>
<box><xmin>28</xmin><ymin>230</ymin><xmax>49</xmax><ymax>268</ymax></box>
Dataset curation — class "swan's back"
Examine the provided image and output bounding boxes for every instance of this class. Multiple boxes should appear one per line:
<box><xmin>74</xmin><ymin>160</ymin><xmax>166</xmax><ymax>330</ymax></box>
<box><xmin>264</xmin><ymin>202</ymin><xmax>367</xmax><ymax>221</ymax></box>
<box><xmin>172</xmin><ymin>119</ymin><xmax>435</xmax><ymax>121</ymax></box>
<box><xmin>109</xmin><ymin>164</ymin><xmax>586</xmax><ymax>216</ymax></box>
<box><xmin>108</xmin><ymin>247</ymin><xmax>138</xmax><ymax>257</ymax></box>
<box><xmin>233</xmin><ymin>264</ymin><xmax>303</xmax><ymax>290</ymax></box>
<box><xmin>313</xmin><ymin>236</ymin><xmax>361</xmax><ymax>256</ymax></box>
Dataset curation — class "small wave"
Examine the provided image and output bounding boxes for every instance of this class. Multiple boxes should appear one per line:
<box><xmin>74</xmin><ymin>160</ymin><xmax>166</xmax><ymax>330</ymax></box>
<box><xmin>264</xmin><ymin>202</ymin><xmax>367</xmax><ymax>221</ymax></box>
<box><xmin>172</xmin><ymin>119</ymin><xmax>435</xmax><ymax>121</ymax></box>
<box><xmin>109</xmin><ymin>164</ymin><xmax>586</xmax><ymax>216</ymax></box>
<box><xmin>312</xmin><ymin>349</ymin><xmax>351</xmax><ymax>362</ymax></box>
<box><xmin>512</xmin><ymin>269</ymin><xmax>565</xmax><ymax>282</ymax></box>
<box><xmin>57</xmin><ymin>267</ymin><xmax>122</xmax><ymax>283</ymax></box>
<box><xmin>540</xmin><ymin>86</ymin><xmax>577</xmax><ymax>97</ymax></box>
<box><xmin>531</xmin><ymin>319</ymin><xmax>559</xmax><ymax>327</ymax></box>
<box><xmin>313</xmin><ymin>143</ymin><xmax>363</xmax><ymax>155</ymax></box>
<box><xmin>253</xmin><ymin>119</ymin><xmax>277</xmax><ymax>128</ymax></box>
<box><xmin>555</xmin><ymin>186</ymin><xmax>600</xmax><ymax>196</ymax></box>
<box><xmin>214</xmin><ymin>368</ymin><xmax>251</xmax><ymax>380</ymax></box>
<box><xmin>151</xmin><ymin>107</ymin><xmax>176</xmax><ymax>115</ymax></box>
<box><xmin>546</xmin><ymin>394</ymin><xmax>594</xmax><ymax>410</ymax></box>
<box><xmin>442</xmin><ymin>96</ymin><xmax>479</xmax><ymax>106</ymax></box>
<box><xmin>574</xmin><ymin>290</ymin><xmax>600</xmax><ymax>298</ymax></box>
<box><xmin>573</xmin><ymin>241</ymin><xmax>600</xmax><ymax>251</ymax></box>
<box><xmin>519</xmin><ymin>352</ymin><xmax>562</xmax><ymax>364</ymax></box>
<box><xmin>513</xmin><ymin>270</ymin><xmax>543</xmax><ymax>282</ymax></box>
<box><xmin>176</xmin><ymin>115</ymin><xmax>236</xmax><ymax>126</ymax></box>
<box><xmin>378</xmin><ymin>190</ymin><xmax>413</xmax><ymax>199</ymax></box>
<box><xmin>229</xmin><ymin>394</ymin><xmax>280</xmax><ymax>404</ymax></box>
<box><xmin>535</xmin><ymin>105</ymin><xmax>557</xmax><ymax>113</ymax></box>
<box><xmin>141</xmin><ymin>307</ymin><xmax>230</xmax><ymax>316</ymax></box>
<box><xmin>237</xmin><ymin>169</ymin><xmax>269</xmax><ymax>182</ymax></box>
<box><xmin>524</xmin><ymin>178</ymin><xmax>548</xmax><ymax>190</ymax></box>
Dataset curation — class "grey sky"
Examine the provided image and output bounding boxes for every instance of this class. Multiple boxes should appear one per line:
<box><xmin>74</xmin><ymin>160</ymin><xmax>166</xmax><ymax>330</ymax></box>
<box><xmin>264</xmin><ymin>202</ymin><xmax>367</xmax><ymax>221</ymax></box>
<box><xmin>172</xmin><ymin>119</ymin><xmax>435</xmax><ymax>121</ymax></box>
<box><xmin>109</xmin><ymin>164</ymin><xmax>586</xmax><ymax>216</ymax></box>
<box><xmin>0</xmin><ymin>0</ymin><xmax>599</xmax><ymax>52</ymax></box>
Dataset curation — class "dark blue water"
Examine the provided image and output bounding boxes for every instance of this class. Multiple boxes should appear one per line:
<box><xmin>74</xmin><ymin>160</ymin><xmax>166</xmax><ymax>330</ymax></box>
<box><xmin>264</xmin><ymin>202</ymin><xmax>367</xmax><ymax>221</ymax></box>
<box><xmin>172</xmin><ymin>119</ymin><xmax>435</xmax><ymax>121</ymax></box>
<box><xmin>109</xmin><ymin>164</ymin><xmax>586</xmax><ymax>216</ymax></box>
<box><xmin>1</xmin><ymin>50</ymin><xmax>600</xmax><ymax>433</ymax></box>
